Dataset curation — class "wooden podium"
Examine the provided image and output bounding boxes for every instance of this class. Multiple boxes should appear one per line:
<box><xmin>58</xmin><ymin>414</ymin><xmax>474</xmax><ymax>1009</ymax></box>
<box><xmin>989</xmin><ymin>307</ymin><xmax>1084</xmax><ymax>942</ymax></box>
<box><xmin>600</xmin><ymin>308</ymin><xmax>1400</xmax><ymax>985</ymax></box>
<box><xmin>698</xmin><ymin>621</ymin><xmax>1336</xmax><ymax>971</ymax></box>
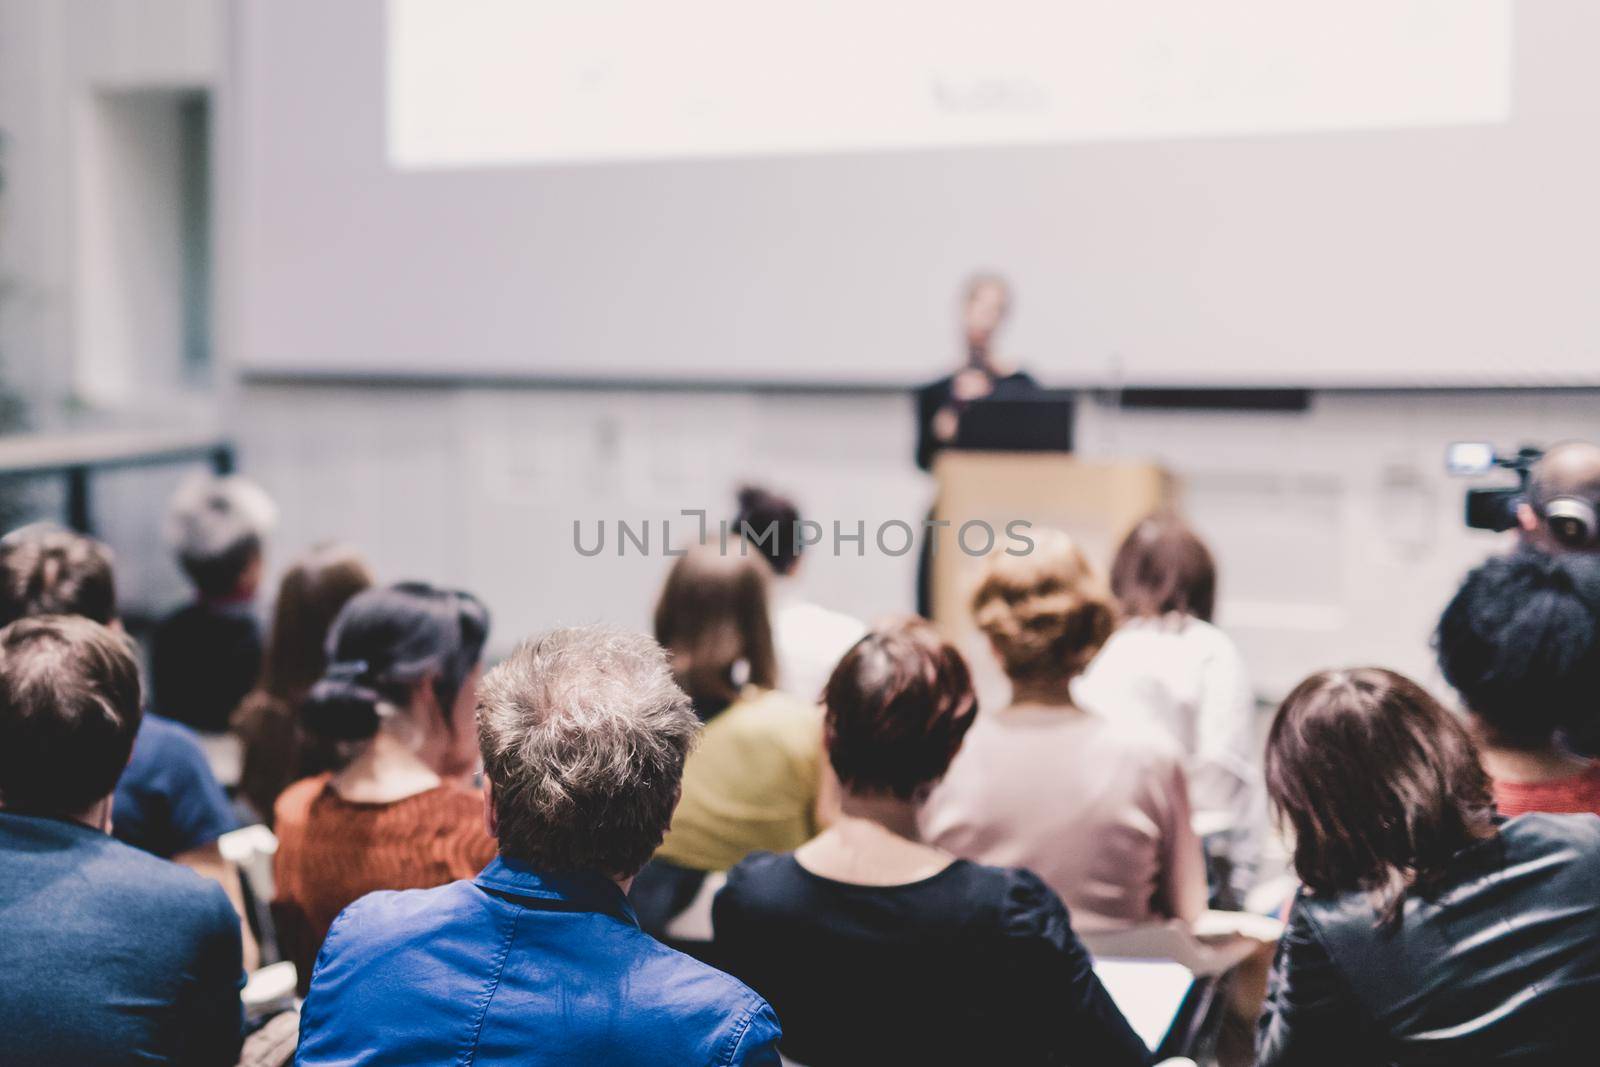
<box><xmin>929</xmin><ymin>451</ymin><xmax>1172</xmax><ymax>633</ymax></box>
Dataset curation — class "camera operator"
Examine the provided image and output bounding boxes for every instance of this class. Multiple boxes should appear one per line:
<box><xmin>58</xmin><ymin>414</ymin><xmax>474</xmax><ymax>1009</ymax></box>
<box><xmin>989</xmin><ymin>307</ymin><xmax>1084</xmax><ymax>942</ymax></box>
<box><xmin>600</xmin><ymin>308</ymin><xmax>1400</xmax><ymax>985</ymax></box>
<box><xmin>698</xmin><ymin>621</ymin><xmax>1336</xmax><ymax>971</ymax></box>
<box><xmin>1516</xmin><ymin>442</ymin><xmax>1600</xmax><ymax>555</ymax></box>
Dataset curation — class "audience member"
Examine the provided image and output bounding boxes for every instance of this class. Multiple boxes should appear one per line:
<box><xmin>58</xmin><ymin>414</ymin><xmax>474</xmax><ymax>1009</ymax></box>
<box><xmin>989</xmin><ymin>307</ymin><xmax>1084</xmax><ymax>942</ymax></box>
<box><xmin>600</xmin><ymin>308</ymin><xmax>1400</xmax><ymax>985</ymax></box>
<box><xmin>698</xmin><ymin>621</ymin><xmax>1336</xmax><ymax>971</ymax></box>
<box><xmin>0</xmin><ymin>615</ymin><xmax>243</xmax><ymax>1065</ymax></box>
<box><xmin>153</xmin><ymin>474</ymin><xmax>277</xmax><ymax>734</ymax></box>
<box><xmin>295</xmin><ymin>625</ymin><xmax>782</xmax><ymax>1066</ymax></box>
<box><xmin>734</xmin><ymin>484</ymin><xmax>866</xmax><ymax>703</ymax></box>
<box><xmin>1257</xmin><ymin>668</ymin><xmax>1600</xmax><ymax>1064</ymax></box>
<box><xmin>631</xmin><ymin>543</ymin><xmax>827</xmax><ymax>933</ymax></box>
<box><xmin>921</xmin><ymin>529</ymin><xmax>1208</xmax><ymax>931</ymax></box>
<box><xmin>1517</xmin><ymin>440</ymin><xmax>1600</xmax><ymax>554</ymax></box>
<box><xmin>713</xmin><ymin>620</ymin><xmax>1151</xmax><ymax>1066</ymax></box>
<box><xmin>271</xmin><ymin>581</ymin><xmax>494</xmax><ymax>990</ymax></box>
<box><xmin>0</xmin><ymin>524</ymin><xmax>240</xmax><ymax>864</ymax></box>
<box><xmin>1076</xmin><ymin>512</ymin><xmax>1261</xmax><ymax>896</ymax></box>
<box><xmin>1436</xmin><ymin>551</ymin><xmax>1600</xmax><ymax>815</ymax></box>
<box><xmin>232</xmin><ymin>543</ymin><xmax>373</xmax><ymax>823</ymax></box>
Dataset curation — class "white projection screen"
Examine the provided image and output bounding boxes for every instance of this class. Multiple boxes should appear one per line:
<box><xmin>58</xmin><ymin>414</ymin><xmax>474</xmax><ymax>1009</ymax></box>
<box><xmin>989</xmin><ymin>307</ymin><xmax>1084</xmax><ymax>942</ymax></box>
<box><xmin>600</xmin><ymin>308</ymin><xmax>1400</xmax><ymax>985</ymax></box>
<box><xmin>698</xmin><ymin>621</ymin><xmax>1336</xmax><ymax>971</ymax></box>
<box><xmin>227</xmin><ymin>0</ymin><xmax>1600</xmax><ymax>387</ymax></box>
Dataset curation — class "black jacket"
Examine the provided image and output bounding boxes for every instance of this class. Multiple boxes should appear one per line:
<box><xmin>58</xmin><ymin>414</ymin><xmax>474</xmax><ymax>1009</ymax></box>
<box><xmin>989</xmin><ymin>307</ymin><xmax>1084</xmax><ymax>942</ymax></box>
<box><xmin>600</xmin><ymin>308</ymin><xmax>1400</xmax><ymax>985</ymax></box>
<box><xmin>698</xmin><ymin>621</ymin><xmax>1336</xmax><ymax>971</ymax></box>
<box><xmin>1257</xmin><ymin>813</ymin><xmax>1600</xmax><ymax>1065</ymax></box>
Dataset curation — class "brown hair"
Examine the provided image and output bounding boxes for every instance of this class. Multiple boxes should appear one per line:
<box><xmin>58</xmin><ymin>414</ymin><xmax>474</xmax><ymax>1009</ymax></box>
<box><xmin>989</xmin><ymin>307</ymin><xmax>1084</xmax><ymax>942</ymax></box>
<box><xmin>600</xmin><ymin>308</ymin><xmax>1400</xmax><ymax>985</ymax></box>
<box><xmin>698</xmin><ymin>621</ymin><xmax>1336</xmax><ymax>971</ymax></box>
<box><xmin>0</xmin><ymin>525</ymin><xmax>116</xmax><ymax>627</ymax></box>
<box><xmin>0</xmin><ymin>615</ymin><xmax>143</xmax><ymax>816</ymax></box>
<box><xmin>259</xmin><ymin>543</ymin><xmax>374</xmax><ymax>704</ymax></box>
<box><xmin>653</xmin><ymin>541</ymin><xmax>778</xmax><ymax>714</ymax></box>
<box><xmin>971</xmin><ymin>529</ymin><xmax>1116</xmax><ymax>682</ymax></box>
<box><xmin>1110</xmin><ymin>513</ymin><xmax>1217</xmax><ymax>623</ymax></box>
<box><xmin>823</xmin><ymin>619</ymin><xmax>978</xmax><ymax>799</ymax></box>
<box><xmin>1266</xmin><ymin>668</ymin><xmax>1496</xmax><ymax>924</ymax></box>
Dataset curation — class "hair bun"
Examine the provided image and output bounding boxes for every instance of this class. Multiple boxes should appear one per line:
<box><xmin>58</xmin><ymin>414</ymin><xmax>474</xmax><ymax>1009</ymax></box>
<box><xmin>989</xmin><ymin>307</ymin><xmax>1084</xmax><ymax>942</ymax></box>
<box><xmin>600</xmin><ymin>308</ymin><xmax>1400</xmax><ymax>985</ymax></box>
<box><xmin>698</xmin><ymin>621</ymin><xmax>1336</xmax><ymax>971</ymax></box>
<box><xmin>302</xmin><ymin>676</ymin><xmax>382</xmax><ymax>740</ymax></box>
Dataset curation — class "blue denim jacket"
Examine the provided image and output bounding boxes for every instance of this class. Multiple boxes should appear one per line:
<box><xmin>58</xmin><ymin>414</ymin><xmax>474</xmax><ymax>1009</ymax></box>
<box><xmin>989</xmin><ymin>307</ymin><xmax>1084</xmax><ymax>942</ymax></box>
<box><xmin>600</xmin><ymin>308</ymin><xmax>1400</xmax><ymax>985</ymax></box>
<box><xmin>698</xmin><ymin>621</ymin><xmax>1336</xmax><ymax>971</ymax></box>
<box><xmin>296</xmin><ymin>856</ymin><xmax>782</xmax><ymax>1066</ymax></box>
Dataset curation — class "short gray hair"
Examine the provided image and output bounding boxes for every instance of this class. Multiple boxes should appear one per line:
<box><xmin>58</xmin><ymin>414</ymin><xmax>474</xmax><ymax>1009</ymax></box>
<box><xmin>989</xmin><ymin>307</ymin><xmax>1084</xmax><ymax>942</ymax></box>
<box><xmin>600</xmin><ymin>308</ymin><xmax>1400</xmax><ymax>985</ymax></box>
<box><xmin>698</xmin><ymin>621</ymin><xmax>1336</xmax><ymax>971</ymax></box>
<box><xmin>477</xmin><ymin>625</ymin><xmax>699</xmax><ymax>877</ymax></box>
<box><xmin>166</xmin><ymin>475</ymin><xmax>277</xmax><ymax>597</ymax></box>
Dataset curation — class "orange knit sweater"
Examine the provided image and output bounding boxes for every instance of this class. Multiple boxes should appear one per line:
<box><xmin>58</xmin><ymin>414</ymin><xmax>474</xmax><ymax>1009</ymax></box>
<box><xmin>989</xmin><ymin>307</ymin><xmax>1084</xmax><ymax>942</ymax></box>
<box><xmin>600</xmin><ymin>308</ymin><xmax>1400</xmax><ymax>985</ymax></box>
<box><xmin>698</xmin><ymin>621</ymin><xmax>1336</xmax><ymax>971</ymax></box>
<box><xmin>272</xmin><ymin>773</ymin><xmax>496</xmax><ymax>989</ymax></box>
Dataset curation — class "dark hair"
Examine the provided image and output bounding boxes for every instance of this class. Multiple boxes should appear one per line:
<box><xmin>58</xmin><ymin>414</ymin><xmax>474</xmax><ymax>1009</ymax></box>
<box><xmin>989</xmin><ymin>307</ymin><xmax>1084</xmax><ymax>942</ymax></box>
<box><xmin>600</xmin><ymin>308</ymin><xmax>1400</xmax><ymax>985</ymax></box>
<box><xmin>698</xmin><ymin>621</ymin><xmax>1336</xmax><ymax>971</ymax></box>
<box><xmin>1436</xmin><ymin>552</ymin><xmax>1600</xmax><ymax>745</ymax></box>
<box><xmin>734</xmin><ymin>485</ymin><xmax>802</xmax><ymax>576</ymax></box>
<box><xmin>0</xmin><ymin>615</ymin><xmax>143</xmax><ymax>816</ymax></box>
<box><xmin>1266</xmin><ymin>668</ymin><xmax>1496</xmax><ymax>925</ymax></box>
<box><xmin>653</xmin><ymin>543</ymin><xmax>778</xmax><ymax>715</ymax></box>
<box><xmin>1109</xmin><ymin>513</ymin><xmax>1217</xmax><ymax>623</ymax></box>
<box><xmin>259</xmin><ymin>543</ymin><xmax>374</xmax><ymax>705</ymax></box>
<box><xmin>823</xmin><ymin>619</ymin><xmax>978</xmax><ymax>799</ymax></box>
<box><xmin>302</xmin><ymin>582</ymin><xmax>489</xmax><ymax>741</ymax></box>
<box><xmin>0</xmin><ymin>524</ymin><xmax>116</xmax><ymax>626</ymax></box>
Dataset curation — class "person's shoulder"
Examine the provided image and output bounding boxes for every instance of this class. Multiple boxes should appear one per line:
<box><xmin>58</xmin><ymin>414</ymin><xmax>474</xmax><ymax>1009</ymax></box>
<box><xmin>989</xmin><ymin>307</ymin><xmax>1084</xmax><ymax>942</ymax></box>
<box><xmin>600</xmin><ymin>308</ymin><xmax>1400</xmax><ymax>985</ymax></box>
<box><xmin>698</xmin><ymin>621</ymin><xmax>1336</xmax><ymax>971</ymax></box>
<box><xmin>1503</xmin><ymin>810</ymin><xmax>1600</xmax><ymax>856</ymax></box>
<box><xmin>80</xmin><ymin>828</ymin><xmax>237</xmax><ymax>925</ymax></box>
<box><xmin>124</xmin><ymin>713</ymin><xmax>213</xmax><ymax>780</ymax></box>
<box><xmin>273</xmin><ymin>774</ymin><xmax>332</xmax><ymax>828</ymax></box>
<box><xmin>721</xmin><ymin>850</ymin><xmax>804</xmax><ymax>907</ymax></box>
<box><xmin>1086</xmin><ymin>709</ymin><xmax>1185</xmax><ymax>766</ymax></box>
<box><xmin>951</xmin><ymin>862</ymin><xmax>1077</xmax><ymax>939</ymax></box>
<box><xmin>134</xmin><ymin>711</ymin><xmax>207</xmax><ymax>753</ymax></box>
<box><xmin>623</xmin><ymin>921</ymin><xmax>777</xmax><ymax>1027</ymax></box>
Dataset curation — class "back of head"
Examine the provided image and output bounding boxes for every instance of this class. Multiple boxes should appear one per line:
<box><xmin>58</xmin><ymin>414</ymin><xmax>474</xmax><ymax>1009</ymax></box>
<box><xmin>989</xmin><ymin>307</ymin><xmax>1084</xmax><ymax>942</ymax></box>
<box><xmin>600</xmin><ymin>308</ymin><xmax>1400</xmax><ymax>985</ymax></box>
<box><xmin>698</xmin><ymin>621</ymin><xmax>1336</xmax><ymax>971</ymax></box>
<box><xmin>734</xmin><ymin>485</ymin><xmax>802</xmax><ymax>576</ymax></box>
<box><xmin>166</xmin><ymin>475</ymin><xmax>277</xmax><ymax>599</ymax></box>
<box><xmin>477</xmin><ymin>625</ymin><xmax>699</xmax><ymax>878</ymax></box>
<box><xmin>0</xmin><ymin>615</ymin><xmax>142</xmax><ymax>817</ymax></box>
<box><xmin>1436</xmin><ymin>551</ymin><xmax>1600</xmax><ymax>745</ymax></box>
<box><xmin>1266</xmin><ymin>668</ymin><xmax>1495</xmax><ymax>920</ymax></box>
<box><xmin>1109</xmin><ymin>512</ymin><xmax>1217</xmax><ymax>623</ymax></box>
<box><xmin>261</xmin><ymin>543</ymin><xmax>375</xmax><ymax>702</ymax></box>
<box><xmin>0</xmin><ymin>524</ymin><xmax>116</xmax><ymax>627</ymax></box>
<box><xmin>653</xmin><ymin>541</ymin><xmax>777</xmax><ymax>712</ymax></box>
<box><xmin>1527</xmin><ymin>442</ymin><xmax>1600</xmax><ymax>552</ymax></box>
<box><xmin>971</xmin><ymin>529</ymin><xmax>1116</xmax><ymax>682</ymax></box>
<box><xmin>823</xmin><ymin>618</ymin><xmax>977</xmax><ymax>799</ymax></box>
<box><xmin>301</xmin><ymin>581</ymin><xmax>489</xmax><ymax>741</ymax></box>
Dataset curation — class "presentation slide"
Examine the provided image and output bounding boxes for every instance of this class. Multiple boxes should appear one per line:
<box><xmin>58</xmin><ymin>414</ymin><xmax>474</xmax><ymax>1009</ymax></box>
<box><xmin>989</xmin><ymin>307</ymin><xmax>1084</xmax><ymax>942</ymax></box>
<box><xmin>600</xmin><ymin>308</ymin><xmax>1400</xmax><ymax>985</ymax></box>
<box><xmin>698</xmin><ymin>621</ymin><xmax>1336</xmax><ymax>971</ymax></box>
<box><xmin>232</xmin><ymin>1</ymin><xmax>1600</xmax><ymax>388</ymax></box>
<box><xmin>388</xmin><ymin>0</ymin><xmax>1509</xmax><ymax>168</ymax></box>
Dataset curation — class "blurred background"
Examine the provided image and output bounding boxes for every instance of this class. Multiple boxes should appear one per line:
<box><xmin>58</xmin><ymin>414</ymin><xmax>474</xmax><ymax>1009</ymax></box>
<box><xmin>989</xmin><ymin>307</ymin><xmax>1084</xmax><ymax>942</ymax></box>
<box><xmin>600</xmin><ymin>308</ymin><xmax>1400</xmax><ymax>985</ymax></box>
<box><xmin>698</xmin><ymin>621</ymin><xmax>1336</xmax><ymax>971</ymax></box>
<box><xmin>0</xmin><ymin>0</ymin><xmax>1589</xmax><ymax>698</ymax></box>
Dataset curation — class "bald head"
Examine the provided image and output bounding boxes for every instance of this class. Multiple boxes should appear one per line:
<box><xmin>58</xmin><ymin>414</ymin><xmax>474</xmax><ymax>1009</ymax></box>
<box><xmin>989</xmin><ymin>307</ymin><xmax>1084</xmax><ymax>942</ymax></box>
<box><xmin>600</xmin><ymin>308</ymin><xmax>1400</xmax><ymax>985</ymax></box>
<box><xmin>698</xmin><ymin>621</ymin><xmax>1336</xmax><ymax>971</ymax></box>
<box><xmin>1529</xmin><ymin>442</ymin><xmax>1600</xmax><ymax>510</ymax></box>
<box><xmin>1520</xmin><ymin>442</ymin><xmax>1600</xmax><ymax>551</ymax></box>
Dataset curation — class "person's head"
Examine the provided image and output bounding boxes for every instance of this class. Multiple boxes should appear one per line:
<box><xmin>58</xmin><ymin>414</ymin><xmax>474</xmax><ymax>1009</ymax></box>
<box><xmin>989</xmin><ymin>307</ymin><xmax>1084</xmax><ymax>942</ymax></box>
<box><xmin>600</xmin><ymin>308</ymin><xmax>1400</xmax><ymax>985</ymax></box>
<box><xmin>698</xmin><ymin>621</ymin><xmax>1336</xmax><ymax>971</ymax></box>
<box><xmin>259</xmin><ymin>543</ymin><xmax>375</xmax><ymax>703</ymax></box>
<box><xmin>0</xmin><ymin>524</ymin><xmax>117</xmax><ymax>627</ymax></box>
<box><xmin>971</xmin><ymin>529</ymin><xmax>1117</xmax><ymax>688</ymax></box>
<box><xmin>822</xmin><ymin>618</ymin><xmax>978</xmax><ymax>801</ymax></box>
<box><xmin>734</xmin><ymin>485</ymin><xmax>803</xmax><ymax>577</ymax></box>
<box><xmin>653</xmin><ymin>542</ymin><xmax>777</xmax><ymax>713</ymax></box>
<box><xmin>1518</xmin><ymin>441</ymin><xmax>1600</xmax><ymax>553</ymax></box>
<box><xmin>1266</xmin><ymin>668</ymin><xmax>1496</xmax><ymax>923</ymax></box>
<box><xmin>0</xmin><ymin>615</ymin><xmax>143</xmax><ymax>826</ymax></box>
<box><xmin>1435</xmin><ymin>551</ymin><xmax>1600</xmax><ymax>748</ymax></box>
<box><xmin>301</xmin><ymin>582</ymin><xmax>490</xmax><ymax>777</ymax></box>
<box><xmin>476</xmin><ymin>625</ymin><xmax>699</xmax><ymax>881</ymax></box>
<box><xmin>1110</xmin><ymin>512</ymin><xmax>1217</xmax><ymax>623</ymax></box>
<box><xmin>166</xmin><ymin>474</ymin><xmax>277</xmax><ymax>600</ymax></box>
<box><xmin>961</xmin><ymin>273</ymin><xmax>1011</xmax><ymax>355</ymax></box>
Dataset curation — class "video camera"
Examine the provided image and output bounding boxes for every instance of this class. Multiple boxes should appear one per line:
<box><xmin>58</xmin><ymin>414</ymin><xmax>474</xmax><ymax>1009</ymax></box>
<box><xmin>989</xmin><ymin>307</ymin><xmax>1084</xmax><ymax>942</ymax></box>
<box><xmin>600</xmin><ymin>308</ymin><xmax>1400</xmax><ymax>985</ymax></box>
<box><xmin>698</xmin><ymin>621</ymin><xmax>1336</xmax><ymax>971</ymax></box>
<box><xmin>1446</xmin><ymin>442</ymin><xmax>1543</xmax><ymax>533</ymax></box>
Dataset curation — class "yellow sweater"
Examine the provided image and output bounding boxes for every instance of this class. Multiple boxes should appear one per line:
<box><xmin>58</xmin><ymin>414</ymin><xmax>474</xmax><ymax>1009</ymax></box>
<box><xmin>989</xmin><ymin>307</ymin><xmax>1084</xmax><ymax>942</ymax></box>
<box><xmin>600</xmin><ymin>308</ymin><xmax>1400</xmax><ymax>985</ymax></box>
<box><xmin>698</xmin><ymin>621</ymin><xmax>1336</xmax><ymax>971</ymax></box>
<box><xmin>655</xmin><ymin>687</ymin><xmax>824</xmax><ymax>871</ymax></box>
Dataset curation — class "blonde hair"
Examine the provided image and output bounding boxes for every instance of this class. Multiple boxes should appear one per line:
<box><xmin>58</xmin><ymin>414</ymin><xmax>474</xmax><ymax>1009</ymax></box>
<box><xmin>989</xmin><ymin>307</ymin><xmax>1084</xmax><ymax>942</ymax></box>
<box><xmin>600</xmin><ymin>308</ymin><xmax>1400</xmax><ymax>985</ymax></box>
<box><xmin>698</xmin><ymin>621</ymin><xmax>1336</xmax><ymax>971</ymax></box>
<box><xmin>971</xmin><ymin>529</ymin><xmax>1116</xmax><ymax>681</ymax></box>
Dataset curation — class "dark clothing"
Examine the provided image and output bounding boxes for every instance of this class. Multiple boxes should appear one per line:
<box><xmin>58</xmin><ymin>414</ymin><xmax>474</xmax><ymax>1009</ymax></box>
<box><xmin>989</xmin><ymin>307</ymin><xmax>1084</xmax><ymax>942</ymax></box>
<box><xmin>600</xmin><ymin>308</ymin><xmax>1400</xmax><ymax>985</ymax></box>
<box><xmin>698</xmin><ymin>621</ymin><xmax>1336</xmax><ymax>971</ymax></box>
<box><xmin>1258</xmin><ymin>813</ymin><xmax>1600</xmax><ymax>1066</ymax></box>
<box><xmin>114</xmin><ymin>714</ymin><xmax>238</xmax><ymax>859</ymax></box>
<box><xmin>913</xmin><ymin>369</ymin><xmax>1037</xmax><ymax>472</ymax></box>
<box><xmin>296</xmin><ymin>855</ymin><xmax>782</xmax><ymax>1066</ymax></box>
<box><xmin>0</xmin><ymin>812</ymin><xmax>244</xmax><ymax>1067</ymax></box>
<box><xmin>712</xmin><ymin>852</ymin><xmax>1151</xmax><ymax>1067</ymax></box>
<box><xmin>232</xmin><ymin>690</ymin><xmax>345</xmax><ymax>826</ymax></box>
<box><xmin>152</xmin><ymin>600</ymin><xmax>263</xmax><ymax>734</ymax></box>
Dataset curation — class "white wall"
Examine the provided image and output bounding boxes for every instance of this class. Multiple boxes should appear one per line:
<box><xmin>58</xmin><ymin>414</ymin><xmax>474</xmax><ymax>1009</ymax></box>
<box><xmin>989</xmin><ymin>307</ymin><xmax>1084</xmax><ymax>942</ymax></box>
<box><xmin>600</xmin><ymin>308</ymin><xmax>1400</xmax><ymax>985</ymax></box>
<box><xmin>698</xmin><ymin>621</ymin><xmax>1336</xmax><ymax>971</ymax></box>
<box><xmin>235</xmin><ymin>380</ymin><xmax>1595</xmax><ymax>704</ymax></box>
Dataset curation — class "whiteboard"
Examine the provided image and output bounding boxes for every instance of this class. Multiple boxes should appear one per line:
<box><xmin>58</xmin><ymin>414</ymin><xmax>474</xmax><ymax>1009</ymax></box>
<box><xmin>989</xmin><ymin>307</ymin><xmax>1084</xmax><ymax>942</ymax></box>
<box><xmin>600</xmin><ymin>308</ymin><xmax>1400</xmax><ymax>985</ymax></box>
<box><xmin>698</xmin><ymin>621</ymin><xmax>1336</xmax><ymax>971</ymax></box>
<box><xmin>226</xmin><ymin>0</ymin><xmax>1600</xmax><ymax>387</ymax></box>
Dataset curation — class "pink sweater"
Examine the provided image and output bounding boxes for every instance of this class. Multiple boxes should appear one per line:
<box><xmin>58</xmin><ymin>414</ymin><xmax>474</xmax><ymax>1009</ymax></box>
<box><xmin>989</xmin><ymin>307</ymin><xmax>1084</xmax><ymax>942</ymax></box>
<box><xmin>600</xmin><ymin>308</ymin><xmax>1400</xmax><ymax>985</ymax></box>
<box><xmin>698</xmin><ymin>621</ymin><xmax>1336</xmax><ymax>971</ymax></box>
<box><xmin>920</xmin><ymin>703</ymin><xmax>1208</xmax><ymax>932</ymax></box>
